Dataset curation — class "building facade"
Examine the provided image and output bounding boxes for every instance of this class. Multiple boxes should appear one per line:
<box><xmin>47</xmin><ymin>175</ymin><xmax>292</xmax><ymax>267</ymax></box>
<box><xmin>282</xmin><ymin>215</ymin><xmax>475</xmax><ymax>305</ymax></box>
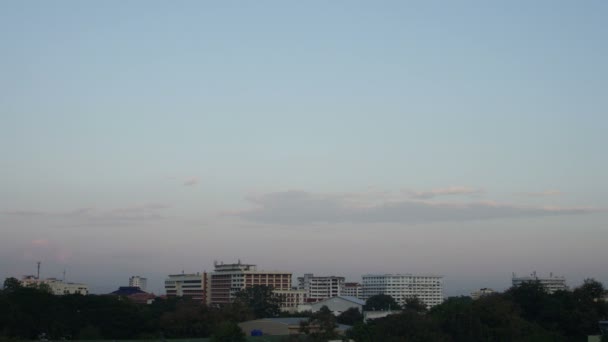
<box><xmin>209</xmin><ymin>261</ymin><xmax>292</xmax><ymax>305</ymax></box>
<box><xmin>471</xmin><ymin>288</ymin><xmax>495</xmax><ymax>300</ymax></box>
<box><xmin>129</xmin><ymin>276</ymin><xmax>148</xmax><ymax>292</ymax></box>
<box><xmin>308</xmin><ymin>296</ymin><xmax>365</xmax><ymax>315</ymax></box>
<box><xmin>343</xmin><ymin>282</ymin><xmax>362</xmax><ymax>299</ymax></box>
<box><xmin>512</xmin><ymin>272</ymin><xmax>567</xmax><ymax>294</ymax></box>
<box><xmin>297</xmin><ymin>273</ymin><xmax>345</xmax><ymax>302</ymax></box>
<box><xmin>273</xmin><ymin>289</ymin><xmax>307</xmax><ymax>312</ymax></box>
<box><xmin>20</xmin><ymin>275</ymin><xmax>89</xmax><ymax>295</ymax></box>
<box><xmin>164</xmin><ymin>273</ymin><xmax>207</xmax><ymax>302</ymax></box>
<box><xmin>362</xmin><ymin>274</ymin><xmax>444</xmax><ymax>309</ymax></box>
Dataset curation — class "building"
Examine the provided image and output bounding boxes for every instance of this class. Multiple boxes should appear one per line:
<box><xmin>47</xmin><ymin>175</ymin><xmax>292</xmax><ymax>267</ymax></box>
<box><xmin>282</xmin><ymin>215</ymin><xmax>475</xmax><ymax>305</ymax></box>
<box><xmin>512</xmin><ymin>272</ymin><xmax>568</xmax><ymax>294</ymax></box>
<box><xmin>164</xmin><ymin>272</ymin><xmax>207</xmax><ymax>302</ymax></box>
<box><xmin>20</xmin><ymin>275</ymin><xmax>89</xmax><ymax>295</ymax></box>
<box><xmin>110</xmin><ymin>286</ymin><xmax>156</xmax><ymax>304</ymax></box>
<box><xmin>129</xmin><ymin>276</ymin><xmax>147</xmax><ymax>292</ymax></box>
<box><xmin>471</xmin><ymin>288</ymin><xmax>495</xmax><ymax>300</ymax></box>
<box><xmin>238</xmin><ymin>318</ymin><xmax>351</xmax><ymax>336</ymax></box>
<box><xmin>363</xmin><ymin>310</ymin><xmax>402</xmax><ymax>322</ymax></box>
<box><xmin>362</xmin><ymin>274</ymin><xmax>444</xmax><ymax>309</ymax></box>
<box><xmin>343</xmin><ymin>282</ymin><xmax>362</xmax><ymax>299</ymax></box>
<box><xmin>209</xmin><ymin>261</ymin><xmax>292</xmax><ymax>305</ymax></box>
<box><xmin>308</xmin><ymin>296</ymin><xmax>365</xmax><ymax>315</ymax></box>
<box><xmin>46</xmin><ymin>278</ymin><xmax>89</xmax><ymax>295</ymax></box>
<box><xmin>274</xmin><ymin>289</ymin><xmax>307</xmax><ymax>313</ymax></box>
<box><xmin>297</xmin><ymin>273</ymin><xmax>345</xmax><ymax>302</ymax></box>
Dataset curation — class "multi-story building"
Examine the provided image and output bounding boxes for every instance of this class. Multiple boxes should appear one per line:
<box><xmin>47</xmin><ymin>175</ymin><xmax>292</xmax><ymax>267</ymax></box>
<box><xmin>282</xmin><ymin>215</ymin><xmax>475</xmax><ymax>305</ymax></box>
<box><xmin>343</xmin><ymin>282</ymin><xmax>362</xmax><ymax>299</ymax></box>
<box><xmin>129</xmin><ymin>276</ymin><xmax>148</xmax><ymax>292</ymax></box>
<box><xmin>512</xmin><ymin>272</ymin><xmax>567</xmax><ymax>294</ymax></box>
<box><xmin>362</xmin><ymin>274</ymin><xmax>444</xmax><ymax>309</ymax></box>
<box><xmin>209</xmin><ymin>261</ymin><xmax>292</xmax><ymax>305</ymax></box>
<box><xmin>297</xmin><ymin>273</ymin><xmax>345</xmax><ymax>302</ymax></box>
<box><xmin>273</xmin><ymin>289</ymin><xmax>307</xmax><ymax>312</ymax></box>
<box><xmin>471</xmin><ymin>288</ymin><xmax>495</xmax><ymax>300</ymax></box>
<box><xmin>20</xmin><ymin>276</ymin><xmax>88</xmax><ymax>295</ymax></box>
<box><xmin>165</xmin><ymin>272</ymin><xmax>207</xmax><ymax>302</ymax></box>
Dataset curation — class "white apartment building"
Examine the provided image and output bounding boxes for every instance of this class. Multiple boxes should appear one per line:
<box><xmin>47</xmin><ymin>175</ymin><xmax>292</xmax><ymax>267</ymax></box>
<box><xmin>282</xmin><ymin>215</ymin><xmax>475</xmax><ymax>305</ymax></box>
<box><xmin>362</xmin><ymin>274</ymin><xmax>444</xmax><ymax>309</ymax></box>
<box><xmin>512</xmin><ymin>272</ymin><xmax>567</xmax><ymax>294</ymax></box>
<box><xmin>297</xmin><ymin>273</ymin><xmax>344</xmax><ymax>301</ymax></box>
<box><xmin>129</xmin><ymin>276</ymin><xmax>148</xmax><ymax>292</ymax></box>
<box><xmin>343</xmin><ymin>282</ymin><xmax>362</xmax><ymax>299</ymax></box>
<box><xmin>20</xmin><ymin>276</ymin><xmax>88</xmax><ymax>295</ymax></box>
<box><xmin>46</xmin><ymin>278</ymin><xmax>89</xmax><ymax>295</ymax></box>
<box><xmin>164</xmin><ymin>272</ymin><xmax>207</xmax><ymax>302</ymax></box>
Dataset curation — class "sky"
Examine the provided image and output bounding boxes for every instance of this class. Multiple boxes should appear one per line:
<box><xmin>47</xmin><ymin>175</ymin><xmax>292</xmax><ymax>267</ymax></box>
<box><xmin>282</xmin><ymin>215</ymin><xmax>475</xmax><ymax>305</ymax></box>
<box><xmin>1</xmin><ymin>0</ymin><xmax>607</xmax><ymax>296</ymax></box>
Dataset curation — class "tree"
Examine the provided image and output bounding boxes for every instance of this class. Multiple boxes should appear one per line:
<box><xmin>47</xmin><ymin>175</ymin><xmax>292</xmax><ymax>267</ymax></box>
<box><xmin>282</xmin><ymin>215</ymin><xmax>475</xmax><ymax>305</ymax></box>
<box><xmin>364</xmin><ymin>294</ymin><xmax>399</xmax><ymax>311</ymax></box>
<box><xmin>403</xmin><ymin>297</ymin><xmax>427</xmax><ymax>313</ymax></box>
<box><xmin>337</xmin><ymin>307</ymin><xmax>363</xmax><ymax>325</ymax></box>
<box><xmin>2</xmin><ymin>278</ymin><xmax>21</xmax><ymax>292</ymax></box>
<box><xmin>210</xmin><ymin>321</ymin><xmax>246</xmax><ymax>342</ymax></box>
<box><xmin>234</xmin><ymin>285</ymin><xmax>281</xmax><ymax>318</ymax></box>
<box><xmin>576</xmin><ymin>278</ymin><xmax>605</xmax><ymax>301</ymax></box>
<box><xmin>300</xmin><ymin>306</ymin><xmax>338</xmax><ymax>341</ymax></box>
<box><xmin>360</xmin><ymin>310</ymin><xmax>449</xmax><ymax>342</ymax></box>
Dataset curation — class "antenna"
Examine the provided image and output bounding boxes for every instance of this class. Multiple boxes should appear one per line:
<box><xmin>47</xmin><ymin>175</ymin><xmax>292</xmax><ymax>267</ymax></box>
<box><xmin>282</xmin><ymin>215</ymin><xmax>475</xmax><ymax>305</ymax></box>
<box><xmin>37</xmin><ymin>261</ymin><xmax>41</xmax><ymax>280</ymax></box>
<box><xmin>63</xmin><ymin>269</ymin><xmax>66</xmax><ymax>282</ymax></box>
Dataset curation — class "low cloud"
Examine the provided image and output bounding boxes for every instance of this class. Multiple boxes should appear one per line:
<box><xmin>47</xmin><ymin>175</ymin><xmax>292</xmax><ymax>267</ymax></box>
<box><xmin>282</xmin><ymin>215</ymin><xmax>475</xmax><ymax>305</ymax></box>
<box><xmin>517</xmin><ymin>190</ymin><xmax>562</xmax><ymax>197</ymax></box>
<box><xmin>404</xmin><ymin>186</ymin><xmax>483</xmax><ymax>199</ymax></box>
<box><xmin>4</xmin><ymin>203</ymin><xmax>171</xmax><ymax>225</ymax></box>
<box><xmin>228</xmin><ymin>190</ymin><xmax>596</xmax><ymax>225</ymax></box>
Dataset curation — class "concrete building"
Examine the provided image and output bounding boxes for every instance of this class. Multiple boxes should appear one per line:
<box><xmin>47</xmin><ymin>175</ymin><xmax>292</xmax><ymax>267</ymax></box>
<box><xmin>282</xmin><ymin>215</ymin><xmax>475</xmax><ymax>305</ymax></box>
<box><xmin>362</xmin><ymin>274</ymin><xmax>444</xmax><ymax>309</ymax></box>
<box><xmin>110</xmin><ymin>286</ymin><xmax>156</xmax><ymax>304</ymax></box>
<box><xmin>238</xmin><ymin>318</ymin><xmax>351</xmax><ymax>336</ymax></box>
<box><xmin>343</xmin><ymin>282</ymin><xmax>362</xmax><ymax>299</ymax></box>
<box><xmin>164</xmin><ymin>272</ymin><xmax>207</xmax><ymax>302</ymax></box>
<box><xmin>512</xmin><ymin>272</ymin><xmax>568</xmax><ymax>294</ymax></box>
<box><xmin>308</xmin><ymin>296</ymin><xmax>365</xmax><ymax>315</ymax></box>
<box><xmin>209</xmin><ymin>261</ymin><xmax>292</xmax><ymax>305</ymax></box>
<box><xmin>471</xmin><ymin>288</ymin><xmax>495</xmax><ymax>300</ymax></box>
<box><xmin>129</xmin><ymin>276</ymin><xmax>147</xmax><ymax>292</ymax></box>
<box><xmin>363</xmin><ymin>310</ymin><xmax>402</xmax><ymax>323</ymax></box>
<box><xmin>46</xmin><ymin>278</ymin><xmax>89</xmax><ymax>295</ymax></box>
<box><xmin>20</xmin><ymin>275</ymin><xmax>89</xmax><ymax>295</ymax></box>
<box><xmin>274</xmin><ymin>289</ymin><xmax>307</xmax><ymax>313</ymax></box>
<box><xmin>297</xmin><ymin>273</ymin><xmax>345</xmax><ymax>302</ymax></box>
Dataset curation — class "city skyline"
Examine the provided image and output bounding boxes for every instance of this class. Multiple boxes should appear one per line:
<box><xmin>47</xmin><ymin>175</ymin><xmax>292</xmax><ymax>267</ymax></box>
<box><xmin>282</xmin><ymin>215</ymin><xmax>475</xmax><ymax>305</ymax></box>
<box><xmin>1</xmin><ymin>1</ymin><xmax>607</xmax><ymax>297</ymax></box>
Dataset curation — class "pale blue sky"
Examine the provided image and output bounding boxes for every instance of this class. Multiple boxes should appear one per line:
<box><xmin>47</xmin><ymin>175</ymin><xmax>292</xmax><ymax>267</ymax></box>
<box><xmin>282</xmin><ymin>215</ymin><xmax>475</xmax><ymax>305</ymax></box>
<box><xmin>1</xmin><ymin>1</ymin><xmax>607</xmax><ymax>295</ymax></box>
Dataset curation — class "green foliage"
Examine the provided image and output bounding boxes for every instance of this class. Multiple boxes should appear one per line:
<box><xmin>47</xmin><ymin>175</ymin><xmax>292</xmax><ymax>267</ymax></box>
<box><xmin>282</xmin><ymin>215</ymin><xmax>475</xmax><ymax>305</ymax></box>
<box><xmin>2</xmin><ymin>278</ymin><xmax>21</xmax><ymax>292</ymax></box>
<box><xmin>1</xmin><ymin>277</ymin><xmax>607</xmax><ymax>341</ymax></box>
<box><xmin>300</xmin><ymin>306</ymin><xmax>338</xmax><ymax>341</ymax></box>
<box><xmin>364</xmin><ymin>294</ymin><xmax>399</xmax><ymax>311</ymax></box>
<box><xmin>337</xmin><ymin>307</ymin><xmax>363</xmax><ymax>325</ymax></box>
<box><xmin>77</xmin><ymin>325</ymin><xmax>102</xmax><ymax>340</ymax></box>
<box><xmin>210</xmin><ymin>321</ymin><xmax>246</xmax><ymax>342</ymax></box>
<box><xmin>36</xmin><ymin>283</ymin><xmax>53</xmax><ymax>294</ymax></box>
<box><xmin>234</xmin><ymin>285</ymin><xmax>281</xmax><ymax>319</ymax></box>
<box><xmin>403</xmin><ymin>297</ymin><xmax>427</xmax><ymax>313</ymax></box>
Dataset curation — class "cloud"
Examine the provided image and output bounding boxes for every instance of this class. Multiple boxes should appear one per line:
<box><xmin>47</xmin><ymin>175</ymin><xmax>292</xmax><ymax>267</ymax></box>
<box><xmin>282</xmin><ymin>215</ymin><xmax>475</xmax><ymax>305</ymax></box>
<box><xmin>404</xmin><ymin>186</ymin><xmax>483</xmax><ymax>199</ymax></box>
<box><xmin>4</xmin><ymin>203</ymin><xmax>171</xmax><ymax>225</ymax></box>
<box><xmin>517</xmin><ymin>190</ymin><xmax>562</xmax><ymax>197</ymax></box>
<box><xmin>183</xmin><ymin>178</ymin><xmax>199</xmax><ymax>187</ymax></box>
<box><xmin>228</xmin><ymin>190</ymin><xmax>597</xmax><ymax>225</ymax></box>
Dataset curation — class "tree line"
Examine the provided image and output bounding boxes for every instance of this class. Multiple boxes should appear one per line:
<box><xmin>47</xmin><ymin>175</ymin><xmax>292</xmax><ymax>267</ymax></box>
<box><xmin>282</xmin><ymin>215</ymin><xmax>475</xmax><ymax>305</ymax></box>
<box><xmin>1</xmin><ymin>277</ymin><xmax>607</xmax><ymax>341</ymax></box>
